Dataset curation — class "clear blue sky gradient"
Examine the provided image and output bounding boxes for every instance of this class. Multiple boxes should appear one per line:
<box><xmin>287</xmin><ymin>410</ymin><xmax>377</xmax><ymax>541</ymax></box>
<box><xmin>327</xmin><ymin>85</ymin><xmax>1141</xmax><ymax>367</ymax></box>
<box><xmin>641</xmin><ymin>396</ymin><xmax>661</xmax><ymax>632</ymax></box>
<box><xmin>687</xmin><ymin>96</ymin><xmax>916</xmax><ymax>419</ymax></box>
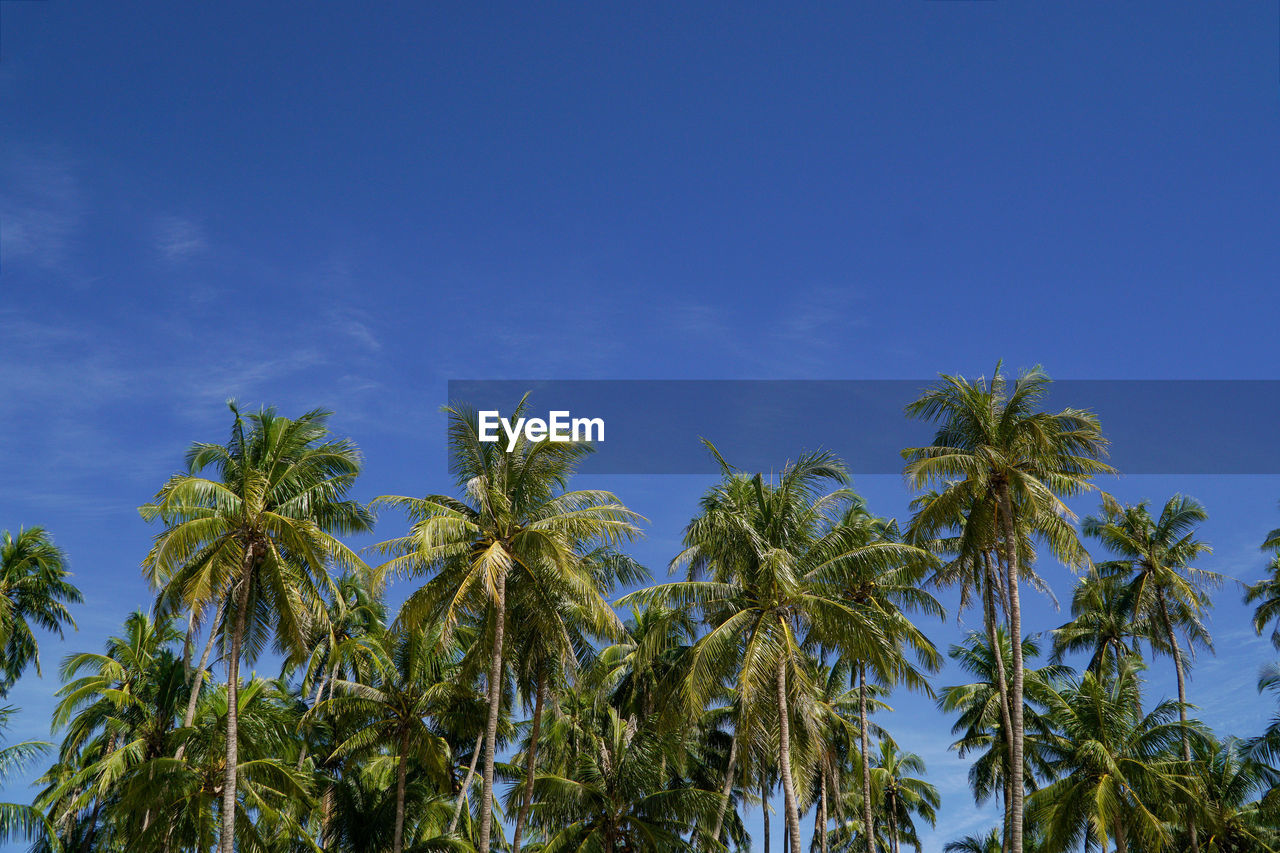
<box><xmin>3</xmin><ymin>2</ymin><xmax>1279</xmax><ymax>849</ymax></box>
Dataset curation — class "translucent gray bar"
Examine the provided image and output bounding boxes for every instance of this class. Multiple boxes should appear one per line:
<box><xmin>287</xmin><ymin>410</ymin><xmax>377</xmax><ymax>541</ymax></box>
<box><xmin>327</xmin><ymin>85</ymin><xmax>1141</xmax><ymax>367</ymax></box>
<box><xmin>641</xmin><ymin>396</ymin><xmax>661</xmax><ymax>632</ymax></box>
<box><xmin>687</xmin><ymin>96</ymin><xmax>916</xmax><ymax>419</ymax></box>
<box><xmin>445</xmin><ymin>380</ymin><xmax>1280</xmax><ymax>475</ymax></box>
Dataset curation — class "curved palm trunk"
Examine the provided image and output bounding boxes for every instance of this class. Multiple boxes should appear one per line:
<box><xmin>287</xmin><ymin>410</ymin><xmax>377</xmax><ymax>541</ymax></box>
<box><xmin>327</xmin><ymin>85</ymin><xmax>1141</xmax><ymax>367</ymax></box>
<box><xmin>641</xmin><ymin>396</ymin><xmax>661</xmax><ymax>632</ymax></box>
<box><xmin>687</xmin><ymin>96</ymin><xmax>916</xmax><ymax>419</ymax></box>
<box><xmin>393</xmin><ymin>733</ymin><xmax>409</xmax><ymax>853</ymax></box>
<box><xmin>775</xmin><ymin>656</ymin><xmax>802</xmax><ymax>853</ymax></box>
<box><xmin>859</xmin><ymin>664</ymin><xmax>875</xmax><ymax>853</ymax></box>
<box><xmin>511</xmin><ymin>670</ymin><xmax>546</xmax><ymax>852</ymax></box>
<box><xmin>983</xmin><ymin>550</ymin><xmax>1014</xmax><ymax>853</ymax></box>
<box><xmin>711</xmin><ymin>729</ymin><xmax>739</xmax><ymax>843</ymax></box>
<box><xmin>175</xmin><ymin>601</ymin><xmax>224</xmax><ymax>763</ymax></box>
<box><xmin>478</xmin><ymin>571</ymin><xmax>508</xmax><ymax>853</ymax></box>
<box><xmin>1157</xmin><ymin>590</ymin><xmax>1199</xmax><ymax>853</ymax></box>
<box><xmin>219</xmin><ymin>565</ymin><xmax>254</xmax><ymax>853</ymax></box>
<box><xmin>450</xmin><ymin>732</ymin><xmax>484</xmax><ymax>834</ymax></box>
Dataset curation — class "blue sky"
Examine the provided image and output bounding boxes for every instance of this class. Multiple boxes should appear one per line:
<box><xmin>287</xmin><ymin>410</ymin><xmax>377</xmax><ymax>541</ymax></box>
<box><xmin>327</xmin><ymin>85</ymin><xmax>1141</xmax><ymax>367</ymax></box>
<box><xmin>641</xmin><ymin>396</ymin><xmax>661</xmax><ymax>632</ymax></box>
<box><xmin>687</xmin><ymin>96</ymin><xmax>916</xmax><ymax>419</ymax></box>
<box><xmin>3</xmin><ymin>2</ymin><xmax>1279</xmax><ymax>849</ymax></box>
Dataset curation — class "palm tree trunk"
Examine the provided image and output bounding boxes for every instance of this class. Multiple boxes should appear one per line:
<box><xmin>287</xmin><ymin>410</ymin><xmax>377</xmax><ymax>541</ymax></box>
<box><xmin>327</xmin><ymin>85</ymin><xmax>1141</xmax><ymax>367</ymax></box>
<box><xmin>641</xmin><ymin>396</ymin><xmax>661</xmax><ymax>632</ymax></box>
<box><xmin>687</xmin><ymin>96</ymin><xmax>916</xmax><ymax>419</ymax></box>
<box><xmin>712</xmin><ymin>729</ymin><xmax>739</xmax><ymax>843</ymax></box>
<box><xmin>174</xmin><ymin>600</ymin><xmax>224</xmax><ymax>763</ymax></box>
<box><xmin>219</xmin><ymin>564</ymin><xmax>254</xmax><ymax>853</ymax></box>
<box><xmin>983</xmin><ymin>550</ymin><xmax>1014</xmax><ymax>853</ymax></box>
<box><xmin>478</xmin><ymin>571</ymin><xmax>508</xmax><ymax>853</ymax></box>
<box><xmin>762</xmin><ymin>770</ymin><xmax>770</xmax><ymax>852</ymax></box>
<box><xmin>182</xmin><ymin>606</ymin><xmax>196</xmax><ymax>680</ymax></box>
<box><xmin>818</xmin><ymin>769</ymin><xmax>829</xmax><ymax>853</ymax></box>
<box><xmin>82</xmin><ymin>797</ymin><xmax>105</xmax><ymax>853</ymax></box>
<box><xmin>511</xmin><ymin>669</ymin><xmax>546</xmax><ymax>852</ymax></box>
<box><xmin>320</xmin><ymin>786</ymin><xmax>335</xmax><ymax>850</ymax></box>
<box><xmin>1157</xmin><ymin>591</ymin><xmax>1199</xmax><ymax>853</ymax></box>
<box><xmin>888</xmin><ymin>793</ymin><xmax>899</xmax><ymax>853</ymax></box>
<box><xmin>859</xmin><ymin>663</ymin><xmax>875</xmax><ymax>853</ymax></box>
<box><xmin>1114</xmin><ymin>817</ymin><xmax>1127</xmax><ymax>853</ymax></box>
<box><xmin>450</xmin><ymin>731</ymin><xmax>484</xmax><ymax>834</ymax></box>
<box><xmin>997</xmin><ymin>487</ymin><xmax>1025</xmax><ymax>853</ymax></box>
<box><xmin>775</xmin><ymin>655</ymin><xmax>802</xmax><ymax>853</ymax></box>
<box><xmin>393</xmin><ymin>733</ymin><xmax>409</xmax><ymax>853</ymax></box>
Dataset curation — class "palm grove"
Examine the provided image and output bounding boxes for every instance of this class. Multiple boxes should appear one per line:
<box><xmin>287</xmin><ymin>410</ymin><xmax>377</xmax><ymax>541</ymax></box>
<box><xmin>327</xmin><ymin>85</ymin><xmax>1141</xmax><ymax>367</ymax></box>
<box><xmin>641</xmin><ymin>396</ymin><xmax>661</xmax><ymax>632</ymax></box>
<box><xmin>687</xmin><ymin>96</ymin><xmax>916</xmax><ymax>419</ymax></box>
<box><xmin>3</xmin><ymin>369</ymin><xmax>1280</xmax><ymax>852</ymax></box>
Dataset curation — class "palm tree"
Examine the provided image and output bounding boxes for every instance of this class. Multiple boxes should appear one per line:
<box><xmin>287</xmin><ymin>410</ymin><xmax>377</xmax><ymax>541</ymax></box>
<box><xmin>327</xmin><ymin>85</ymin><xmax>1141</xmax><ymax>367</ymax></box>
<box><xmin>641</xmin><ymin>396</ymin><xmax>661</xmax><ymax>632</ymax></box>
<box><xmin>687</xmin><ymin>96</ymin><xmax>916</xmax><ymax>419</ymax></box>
<box><xmin>505</xmin><ymin>545</ymin><xmax>648</xmax><ymax>853</ymax></box>
<box><xmin>1244</xmin><ymin>508</ymin><xmax>1280</xmax><ymax>649</ymax></box>
<box><xmin>1084</xmin><ymin>494</ymin><xmax>1219</xmax><ymax>851</ymax></box>
<box><xmin>904</xmin><ymin>365</ymin><xmax>1112</xmax><ymax>853</ymax></box>
<box><xmin>799</xmin><ymin>660</ymin><xmax>863</xmax><ymax>853</ymax></box>
<box><xmin>944</xmin><ymin>828</ymin><xmax>1003</xmax><ymax>853</ymax></box>
<box><xmin>623</xmin><ymin>447</ymin><xmax>933</xmax><ymax>853</ymax></box>
<box><xmin>0</xmin><ymin>527</ymin><xmax>82</xmax><ymax>695</ymax></box>
<box><xmin>373</xmin><ymin>398</ymin><xmax>640</xmax><ymax>853</ymax></box>
<box><xmin>0</xmin><ymin>706</ymin><xmax>57</xmax><ymax>851</ymax></box>
<box><xmin>1189</xmin><ymin>736</ymin><xmax>1279</xmax><ymax>852</ymax></box>
<box><xmin>120</xmin><ymin>676</ymin><xmax>316</xmax><ymax>852</ymax></box>
<box><xmin>40</xmin><ymin>610</ymin><xmax>186</xmax><ymax>848</ymax></box>
<box><xmin>322</xmin><ymin>761</ymin><xmax>460</xmax><ymax>853</ymax></box>
<box><xmin>940</xmin><ymin>630</ymin><xmax>1066</xmax><ymax>832</ymax></box>
<box><xmin>868</xmin><ymin>739</ymin><xmax>939</xmax><ymax>853</ymax></box>
<box><xmin>526</xmin><ymin>704</ymin><xmax>721</xmax><ymax>853</ymax></box>
<box><xmin>833</xmin><ymin>510</ymin><xmax>941</xmax><ymax>853</ymax></box>
<box><xmin>140</xmin><ymin>403</ymin><xmax>373</xmax><ymax>853</ymax></box>
<box><xmin>316</xmin><ymin>628</ymin><xmax>455</xmax><ymax>853</ymax></box>
<box><xmin>1050</xmin><ymin>573</ymin><xmax>1147</xmax><ymax>678</ymax></box>
<box><xmin>1029</xmin><ymin>661</ymin><xmax>1199</xmax><ymax>853</ymax></box>
<box><xmin>908</xmin><ymin>489</ymin><xmax>1021</xmax><ymax>851</ymax></box>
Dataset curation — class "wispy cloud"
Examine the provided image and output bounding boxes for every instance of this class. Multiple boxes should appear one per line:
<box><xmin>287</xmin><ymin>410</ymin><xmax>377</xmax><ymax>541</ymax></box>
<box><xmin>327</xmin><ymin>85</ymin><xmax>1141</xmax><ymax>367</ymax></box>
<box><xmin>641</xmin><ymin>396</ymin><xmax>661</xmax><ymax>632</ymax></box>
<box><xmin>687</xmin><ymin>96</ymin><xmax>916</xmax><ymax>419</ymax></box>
<box><xmin>153</xmin><ymin>214</ymin><xmax>207</xmax><ymax>262</ymax></box>
<box><xmin>0</xmin><ymin>146</ymin><xmax>84</xmax><ymax>273</ymax></box>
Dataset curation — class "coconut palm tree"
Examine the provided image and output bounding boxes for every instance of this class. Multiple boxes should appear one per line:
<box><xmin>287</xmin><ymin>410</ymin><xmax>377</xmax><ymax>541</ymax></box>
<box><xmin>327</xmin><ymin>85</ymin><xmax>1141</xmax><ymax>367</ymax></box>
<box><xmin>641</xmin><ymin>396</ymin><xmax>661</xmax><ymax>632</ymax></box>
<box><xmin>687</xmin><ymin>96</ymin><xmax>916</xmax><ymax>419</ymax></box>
<box><xmin>0</xmin><ymin>706</ymin><xmax>57</xmax><ymax>851</ymax></box>
<box><xmin>322</xmin><ymin>761</ymin><xmax>460</xmax><ymax>853</ymax></box>
<box><xmin>1084</xmin><ymin>494</ymin><xmax>1219</xmax><ymax>851</ymax></box>
<box><xmin>940</xmin><ymin>630</ymin><xmax>1066</xmax><ymax>828</ymax></box>
<box><xmin>1050</xmin><ymin>573</ymin><xmax>1147</xmax><ymax>678</ymax></box>
<box><xmin>1244</xmin><ymin>508</ymin><xmax>1280</xmax><ymax>649</ymax></box>
<box><xmin>944</xmin><ymin>828</ymin><xmax>1003</xmax><ymax>853</ymax></box>
<box><xmin>373</xmin><ymin>398</ymin><xmax>640</xmax><ymax>853</ymax></box>
<box><xmin>526</xmin><ymin>703</ymin><xmax>721</xmax><ymax>853</ymax></box>
<box><xmin>1029</xmin><ymin>661</ymin><xmax>1200</xmax><ymax>853</ymax></box>
<box><xmin>799</xmin><ymin>660</ymin><xmax>864</xmax><ymax>853</ymax></box>
<box><xmin>139</xmin><ymin>403</ymin><xmax>373</xmax><ymax>853</ymax></box>
<box><xmin>316</xmin><ymin>628</ymin><xmax>456</xmax><ymax>853</ymax></box>
<box><xmin>119</xmin><ymin>676</ymin><xmax>316</xmax><ymax>852</ymax></box>
<box><xmin>39</xmin><ymin>610</ymin><xmax>186</xmax><ymax>848</ymax></box>
<box><xmin>504</xmin><ymin>545</ymin><xmax>649</xmax><ymax>853</ymax></box>
<box><xmin>868</xmin><ymin>739</ymin><xmax>939</xmax><ymax>853</ymax></box>
<box><xmin>832</xmin><ymin>509</ymin><xmax>941</xmax><ymax>853</ymax></box>
<box><xmin>904</xmin><ymin>365</ymin><xmax>1112</xmax><ymax>853</ymax></box>
<box><xmin>0</xmin><ymin>526</ymin><xmax>82</xmax><ymax>695</ymax></box>
<box><xmin>1187</xmin><ymin>735</ymin><xmax>1280</xmax><ymax>852</ymax></box>
<box><xmin>623</xmin><ymin>448</ymin><xmax>932</xmax><ymax>853</ymax></box>
<box><xmin>908</xmin><ymin>490</ymin><xmax>1020</xmax><ymax>852</ymax></box>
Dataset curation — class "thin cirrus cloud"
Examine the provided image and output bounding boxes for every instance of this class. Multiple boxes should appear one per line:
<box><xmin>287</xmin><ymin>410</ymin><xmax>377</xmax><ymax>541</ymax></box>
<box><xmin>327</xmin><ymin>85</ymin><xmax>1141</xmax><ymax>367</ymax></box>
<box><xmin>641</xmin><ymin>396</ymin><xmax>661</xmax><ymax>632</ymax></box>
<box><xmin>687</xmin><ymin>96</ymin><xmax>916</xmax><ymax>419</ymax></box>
<box><xmin>152</xmin><ymin>214</ymin><xmax>207</xmax><ymax>262</ymax></box>
<box><xmin>0</xmin><ymin>147</ymin><xmax>84</xmax><ymax>273</ymax></box>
